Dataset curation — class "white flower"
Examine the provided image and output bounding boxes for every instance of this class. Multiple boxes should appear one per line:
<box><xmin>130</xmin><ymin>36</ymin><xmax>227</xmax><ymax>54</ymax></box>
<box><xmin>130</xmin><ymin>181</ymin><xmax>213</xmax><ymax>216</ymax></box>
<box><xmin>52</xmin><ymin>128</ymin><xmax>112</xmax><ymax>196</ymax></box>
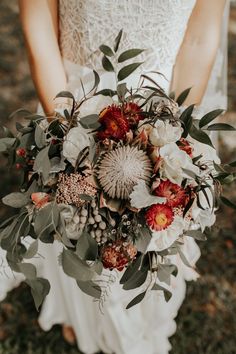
<box><xmin>62</xmin><ymin>127</ymin><xmax>90</xmax><ymax>166</ymax></box>
<box><xmin>130</xmin><ymin>180</ymin><xmax>166</xmax><ymax>209</ymax></box>
<box><xmin>191</xmin><ymin>185</ymin><xmax>216</xmax><ymax>231</ymax></box>
<box><xmin>149</xmin><ymin>120</ymin><xmax>183</xmax><ymax>147</ymax></box>
<box><xmin>147</xmin><ymin>215</ymin><xmax>185</xmax><ymax>251</ymax></box>
<box><xmin>58</xmin><ymin>204</ymin><xmax>81</xmax><ymax>240</ymax></box>
<box><xmin>159</xmin><ymin>143</ymin><xmax>199</xmax><ymax>185</ymax></box>
<box><xmin>192</xmin><ymin>139</ymin><xmax>220</xmax><ymax>164</ymax></box>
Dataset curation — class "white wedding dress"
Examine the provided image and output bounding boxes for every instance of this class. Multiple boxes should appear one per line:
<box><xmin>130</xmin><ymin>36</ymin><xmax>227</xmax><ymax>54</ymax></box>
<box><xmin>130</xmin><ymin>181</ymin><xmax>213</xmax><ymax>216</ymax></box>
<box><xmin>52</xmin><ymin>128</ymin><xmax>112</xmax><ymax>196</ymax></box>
<box><xmin>0</xmin><ymin>1</ymin><xmax>229</xmax><ymax>353</ymax></box>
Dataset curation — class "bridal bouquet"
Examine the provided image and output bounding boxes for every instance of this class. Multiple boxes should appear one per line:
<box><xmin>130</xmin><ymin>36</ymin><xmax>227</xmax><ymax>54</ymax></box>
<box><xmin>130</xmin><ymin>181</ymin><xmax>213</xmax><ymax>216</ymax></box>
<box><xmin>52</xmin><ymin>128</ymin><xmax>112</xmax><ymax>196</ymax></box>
<box><xmin>0</xmin><ymin>31</ymin><xmax>235</xmax><ymax>309</ymax></box>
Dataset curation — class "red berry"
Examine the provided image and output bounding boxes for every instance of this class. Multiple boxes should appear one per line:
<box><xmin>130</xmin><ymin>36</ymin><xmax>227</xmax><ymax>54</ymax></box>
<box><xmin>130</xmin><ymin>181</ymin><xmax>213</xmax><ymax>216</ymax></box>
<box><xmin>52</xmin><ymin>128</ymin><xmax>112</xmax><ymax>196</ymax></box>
<box><xmin>16</xmin><ymin>148</ymin><xmax>26</xmax><ymax>158</ymax></box>
<box><xmin>15</xmin><ymin>163</ymin><xmax>22</xmax><ymax>169</ymax></box>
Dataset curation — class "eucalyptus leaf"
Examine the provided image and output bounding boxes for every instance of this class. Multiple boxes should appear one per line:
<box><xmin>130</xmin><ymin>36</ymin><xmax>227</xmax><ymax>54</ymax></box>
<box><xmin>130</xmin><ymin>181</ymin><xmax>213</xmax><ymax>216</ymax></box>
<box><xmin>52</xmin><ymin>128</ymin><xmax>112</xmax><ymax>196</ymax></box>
<box><xmin>126</xmin><ymin>291</ymin><xmax>146</xmax><ymax>309</ymax></box>
<box><xmin>152</xmin><ymin>283</ymin><xmax>172</xmax><ymax>302</ymax></box>
<box><xmin>176</xmin><ymin>87</ymin><xmax>192</xmax><ymax>106</ymax></box>
<box><xmin>0</xmin><ymin>137</ymin><xmax>16</xmax><ymax>152</ymax></box>
<box><xmin>118</xmin><ymin>49</ymin><xmax>144</xmax><ymax>63</ymax></box>
<box><xmin>35</xmin><ymin>124</ymin><xmax>46</xmax><ymax>148</ymax></box>
<box><xmin>118</xmin><ymin>62</ymin><xmax>143</xmax><ymax>81</ymax></box>
<box><xmin>24</xmin><ymin>240</ymin><xmax>39</xmax><ymax>259</ymax></box>
<box><xmin>102</xmin><ymin>56</ymin><xmax>114</xmax><ymax>72</ymax></box>
<box><xmin>185</xmin><ymin>230</ymin><xmax>206</xmax><ymax>241</ymax></box>
<box><xmin>99</xmin><ymin>44</ymin><xmax>114</xmax><ymax>57</ymax></box>
<box><xmin>76</xmin><ymin>231</ymin><xmax>98</xmax><ymax>261</ymax></box>
<box><xmin>120</xmin><ymin>255</ymin><xmax>143</xmax><ymax>284</ymax></box>
<box><xmin>199</xmin><ymin>109</ymin><xmax>224</xmax><ymax>128</ymax></box>
<box><xmin>2</xmin><ymin>192</ymin><xmax>29</xmax><ymax>208</ymax></box>
<box><xmin>117</xmin><ymin>83</ymin><xmax>128</xmax><ymax>100</ymax></box>
<box><xmin>26</xmin><ymin>277</ymin><xmax>50</xmax><ymax>311</ymax></box>
<box><xmin>33</xmin><ymin>146</ymin><xmax>51</xmax><ymax>181</ymax></box>
<box><xmin>79</xmin><ymin>114</ymin><xmax>100</xmax><ymax>129</ymax></box>
<box><xmin>76</xmin><ymin>280</ymin><xmax>102</xmax><ymax>299</ymax></box>
<box><xmin>123</xmin><ymin>269</ymin><xmax>148</xmax><ymax>290</ymax></box>
<box><xmin>18</xmin><ymin>262</ymin><xmax>37</xmax><ymax>279</ymax></box>
<box><xmin>135</xmin><ymin>228</ymin><xmax>152</xmax><ymax>253</ymax></box>
<box><xmin>61</xmin><ymin>249</ymin><xmax>95</xmax><ymax>281</ymax></box>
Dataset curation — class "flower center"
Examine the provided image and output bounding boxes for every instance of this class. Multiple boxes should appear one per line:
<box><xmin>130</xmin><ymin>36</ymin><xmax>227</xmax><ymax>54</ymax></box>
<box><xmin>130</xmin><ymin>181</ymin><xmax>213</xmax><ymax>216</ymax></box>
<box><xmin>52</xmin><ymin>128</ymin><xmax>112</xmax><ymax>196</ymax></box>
<box><xmin>155</xmin><ymin>212</ymin><xmax>168</xmax><ymax>226</ymax></box>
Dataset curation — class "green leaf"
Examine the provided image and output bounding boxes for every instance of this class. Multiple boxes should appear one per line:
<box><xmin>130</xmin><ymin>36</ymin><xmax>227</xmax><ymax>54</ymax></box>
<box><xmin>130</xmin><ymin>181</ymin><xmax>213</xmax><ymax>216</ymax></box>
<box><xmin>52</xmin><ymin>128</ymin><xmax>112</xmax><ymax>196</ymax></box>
<box><xmin>126</xmin><ymin>291</ymin><xmax>146</xmax><ymax>309</ymax></box>
<box><xmin>199</xmin><ymin>109</ymin><xmax>224</xmax><ymax>128</ymax></box>
<box><xmin>26</xmin><ymin>277</ymin><xmax>50</xmax><ymax>311</ymax></box>
<box><xmin>179</xmin><ymin>104</ymin><xmax>195</xmax><ymax>124</ymax></box>
<box><xmin>135</xmin><ymin>228</ymin><xmax>152</xmax><ymax>253</ymax></box>
<box><xmin>157</xmin><ymin>264</ymin><xmax>172</xmax><ymax>285</ymax></box>
<box><xmin>120</xmin><ymin>255</ymin><xmax>143</xmax><ymax>284</ymax></box>
<box><xmin>99</xmin><ymin>44</ymin><xmax>114</xmax><ymax>57</ymax></box>
<box><xmin>18</xmin><ymin>262</ymin><xmax>37</xmax><ymax>279</ymax></box>
<box><xmin>152</xmin><ymin>283</ymin><xmax>172</xmax><ymax>302</ymax></box>
<box><xmin>123</xmin><ymin>269</ymin><xmax>148</xmax><ymax>290</ymax></box>
<box><xmin>24</xmin><ymin>240</ymin><xmax>39</xmax><ymax>259</ymax></box>
<box><xmin>61</xmin><ymin>249</ymin><xmax>95</xmax><ymax>281</ymax></box>
<box><xmin>178</xmin><ymin>248</ymin><xmax>192</xmax><ymax>268</ymax></box>
<box><xmin>206</xmin><ymin>123</ymin><xmax>236</xmax><ymax>131</ymax></box>
<box><xmin>55</xmin><ymin>91</ymin><xmax>75</xmax><ymax>101</ymax></box>
<box><xmin>33</xmin><ymin>146</ymin><xmax>51</xmax><ymax>181</ymax></box>
<box><xmin>95</xmin><ymin>89</ymin><xmax>117</xmax><ymax>97</ymax></box>
<box><xmin>76</xmin><ymin>280</ymin><xmax>102</xmax><ymax>299</ymax></box>
<box><xmin>0</xmin><ymin>137</ymin><xmax>16</xmax><ymax>152</ymax></box>
<box><xmin>118</xmin><ymin>49</ymin><xmax>144</xmax><ymax>63</ymax></box>
<box><xmin>34</xmin><ymin>203</ymin><xmax>59</xmax><ymax>242</ymax></box>
<box><xmin>176</xmin><ymin>87</ymin><xmax>192</xmax><ymax>106</ymax></box>
<box><xmin>117</xmin><ymin>83</ymin><xmax>128</xmax><ymax>100</ymax></box>
<box><xmin>185</xmin><ymin>230</ymin><xmax>206</xmax><ymax>241</ymax></box>
<box><xmin>76</xmin><ymin>231</ymin><xmax>98</xmax><ymax>261</ymax></box>
<box><xmin>189</xmin><ymin>125</ymin><xmax>214</xmax><ymax>148</ymax></box>
<box><xmin>102</xmin><ymin>56</ymin><xmax>114</xmax><ymax>72</ymax></box>
<box><xmin>79</xmin><ymin>114</ymin><xmax>100</xmax><ymax>129</ymax></box>
<box><xmin>229</xmin><ymin>160</ymin><xmax>236</xmax><ymax>167</ymax></box>
<box><xmin>2</xmin><ymin>192</ymin><xmax>29</xmax><ymax>208</ymax></box>
<box><xmin>114</xmin><ymin>29</ymin><xmax>123</xmax><ymax>52</ymax></box>
<box><xmin>35</xmin><ymin>124</ymin><xmax>46</xmax><ymax>148</ymax></box>
<box><xmin>220</xmin><ymin>196</ymin><xmax>236</xmax><ymax>210</ymax></box>
<box><xmin>118</xmin><ymin>62</ymin><xmax>143</xmax><ymax>81</ymax></box>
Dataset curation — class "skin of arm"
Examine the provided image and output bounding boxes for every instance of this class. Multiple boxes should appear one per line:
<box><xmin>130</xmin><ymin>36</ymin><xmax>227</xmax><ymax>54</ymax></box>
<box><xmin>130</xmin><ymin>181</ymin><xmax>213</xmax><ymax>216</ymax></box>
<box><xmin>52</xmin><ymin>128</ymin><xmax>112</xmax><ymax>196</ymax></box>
<box><xmin>18</xmin><ymin>0</ymin><xmax>67</xmax><ymax>115</ymax></box>
<box><xmin>170</xmin><ymin>0</ymin><xmax>226</xmax><ymax>106</ymax></box>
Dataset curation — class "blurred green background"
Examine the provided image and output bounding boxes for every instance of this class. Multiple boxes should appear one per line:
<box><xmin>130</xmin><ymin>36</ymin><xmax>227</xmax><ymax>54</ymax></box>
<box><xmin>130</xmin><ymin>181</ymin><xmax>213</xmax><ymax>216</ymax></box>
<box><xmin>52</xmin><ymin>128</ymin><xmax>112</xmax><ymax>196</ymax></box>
<box><xmin>0</xmin><ymin>1</ymin><xmax>236</xmax><ymax>354</ymax></box>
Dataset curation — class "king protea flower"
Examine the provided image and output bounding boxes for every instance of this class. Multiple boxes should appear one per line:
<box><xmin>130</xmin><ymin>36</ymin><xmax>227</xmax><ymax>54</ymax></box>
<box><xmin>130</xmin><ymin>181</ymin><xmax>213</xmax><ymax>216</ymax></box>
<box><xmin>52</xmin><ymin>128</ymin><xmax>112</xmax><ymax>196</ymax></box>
<box><xmin>153</xmin><ymin>180</ymin><xmax>187</xmax><ymax>207</ymax></box>
<box><xmin>97</xmin><ymin>105</ymin><xmax>129</xmax><ymax>141</ymax></box>
<box><xmin>145</xmin><ymin>204</ymin><xmax>174</xmax><ymax>231</ymax></box>
<box><xmin>96</xmin><ymin>145</ymin><xmax>152</xmax><ymax>199</ymax></box>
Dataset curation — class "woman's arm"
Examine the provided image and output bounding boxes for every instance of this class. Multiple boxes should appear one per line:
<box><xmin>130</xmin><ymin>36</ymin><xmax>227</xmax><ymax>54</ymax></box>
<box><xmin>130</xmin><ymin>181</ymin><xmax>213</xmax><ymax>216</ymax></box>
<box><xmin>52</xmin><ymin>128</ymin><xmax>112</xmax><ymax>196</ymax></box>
<box><xmin>18</xmin><ymin>0</ymin><xmax>67</xmax><ymax>115</ymax></box>
<box><xmin>170</xmin><ymin>0</ymin><xmax>226</xmax><ymax>106</ymax></box>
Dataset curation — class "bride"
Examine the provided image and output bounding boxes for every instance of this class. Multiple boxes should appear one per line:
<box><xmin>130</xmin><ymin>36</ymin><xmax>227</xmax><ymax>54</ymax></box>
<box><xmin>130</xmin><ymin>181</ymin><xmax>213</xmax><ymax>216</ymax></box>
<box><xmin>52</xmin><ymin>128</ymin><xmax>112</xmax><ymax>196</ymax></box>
<box><xmin>1</xmin><ymin>0</ymin><xmax>229</xmax><ymax>353</ymax></box>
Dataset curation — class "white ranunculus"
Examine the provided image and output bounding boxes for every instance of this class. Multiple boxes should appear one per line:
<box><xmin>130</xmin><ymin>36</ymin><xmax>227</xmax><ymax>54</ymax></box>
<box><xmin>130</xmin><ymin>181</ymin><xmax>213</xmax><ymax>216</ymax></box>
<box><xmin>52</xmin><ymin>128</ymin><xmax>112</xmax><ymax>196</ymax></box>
<box><xmin>147</xmin><ymin>215</ymin><xmax>185</xmax><ymax>251</ymax></box>
<box><xmin>149</xmin><ymin>120</ymin><xmax>183</xmax><ymax>147</ymax></box>
<box><xmin>62</xmin><ymin>127</ymin><xmax>90</xmax><ymax>166</ymax></box>
<box><xmin>58</xmin><ymin>204</ymin><xmax>81</xmax><ymax>240</ymax></box>
<box><xmin>159</xmin><ymin>143</ymin><xmax>199</xmax><ymax>185</ymax></box>
<box><xmin>130</xmin><ymin>180</ymin><xmax>166</xmax><ymax>209</ymax></box>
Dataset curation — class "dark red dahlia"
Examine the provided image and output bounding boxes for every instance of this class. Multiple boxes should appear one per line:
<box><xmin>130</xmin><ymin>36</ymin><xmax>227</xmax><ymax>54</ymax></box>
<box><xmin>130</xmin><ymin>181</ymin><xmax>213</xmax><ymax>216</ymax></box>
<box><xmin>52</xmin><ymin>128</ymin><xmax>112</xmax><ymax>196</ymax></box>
<box><xmin>97</xmin><ymin>105</ymin><xmax>130</xmax><ymax>141</ymax></box>
<box><xmin>101</xmin><ymin>240</ymin><xmax>137</xmax><ymax>271</ymax></box>
<box><xmin>178</xmin><ymin>138</ymin><xmax>193</xmax><ymax>157</ymax></box>
<box><xmin>145</xmin><ymin>204</ymin><xmax>174</xmax><ymax>231</ymax></box>
<box><xmin>153</xmin><ymin>180</ymin><xmax>187</xmax><ymax>208</ymax></box>
<box><xmin>123</xmin><ymin>102</ymin><xmax>144</xmax><ymax>125</ymax></box>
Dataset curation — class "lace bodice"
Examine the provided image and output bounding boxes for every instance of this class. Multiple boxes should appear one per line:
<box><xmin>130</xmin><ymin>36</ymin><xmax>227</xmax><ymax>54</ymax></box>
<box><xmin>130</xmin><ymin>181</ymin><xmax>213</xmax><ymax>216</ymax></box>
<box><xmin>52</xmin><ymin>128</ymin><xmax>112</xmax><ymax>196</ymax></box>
<box><xmin>59</xmin><ymin>0</ymin><xmax>196</xmax><ymax>72</ymax></box>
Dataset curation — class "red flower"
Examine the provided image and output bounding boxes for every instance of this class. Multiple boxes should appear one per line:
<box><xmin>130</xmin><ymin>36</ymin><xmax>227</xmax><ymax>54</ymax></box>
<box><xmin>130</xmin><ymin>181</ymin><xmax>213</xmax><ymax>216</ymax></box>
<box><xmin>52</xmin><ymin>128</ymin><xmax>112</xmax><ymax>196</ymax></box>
<box><xmin>145</xmin><ymin>204</ymin><xmax>174</xmax><ymax>231</ymax></box>
<box><xmin>123</xmin><ymin>102</ymin><xmax>144</xmax><ymax>125</ymax></box>
<box><xmin>97</xmin><ymin>105</ymin><xmax>130</xmax><ymax>141</ymax></box>
<box><xmin>153</xmin><ymin>180</ymin><xmax>187</xmax><ymax>207</ymax></box>
<box><xmin>178</xmin><ymin>138</ymin><xmax>193</xmax><ymax>157</ymax></box>
<box><xmin>16</xmin><ymin>148</ymin><xmax>26</xmax><ymax>158</ymax></box>
<box><xmin>31</xmin><ymin>192</ymin><xmax>50</xmax><ymax>209</ymax></box>
<box><xmin>101</xmin><ymin>240</ymin><xmax>137</xmax><ymax>271</ymax></box>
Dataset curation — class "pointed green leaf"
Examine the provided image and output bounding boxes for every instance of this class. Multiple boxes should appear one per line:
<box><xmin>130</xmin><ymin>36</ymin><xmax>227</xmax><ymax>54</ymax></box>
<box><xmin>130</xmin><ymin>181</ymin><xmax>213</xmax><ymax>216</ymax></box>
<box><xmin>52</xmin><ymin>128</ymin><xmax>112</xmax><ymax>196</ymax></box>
<box><xmin>152</xmin><ymin>283</ymin><xmax>172</xmax><ymax>302</ymax></box>
<box><xmin>199</xmin><ymin>109</ymin><xmax>224</xmax><ymax>128</ymax></box>
<box><xmin>95</xmin><ymin>89</ymin><xmax>117</xmax><ymax>97</ymax></box>
<box><xmin>118</xmin><ymin>49</ymin><xmax>144</xmax><ymax>63</ymax></box>
<box><xmin>61</xmin><ymin>249</ymin><xmax>95</xmax><ymax>281</ymax></box>
<box><xmin>189</xmin><ymin>125</ymin><xmax>214</xmax><ymax>148</ymax></box>
<box><xmin>220</xmin><ymin>196</ymin><xmax>236</xmax><ymax>210</ymax></box>
<box><xmin>2</xmin><ymin>192</ymin><xmax>29</xmax><ymax>208</ymax></box>
<box><xmin>176</xmin><ymin>87</ymin><xmax>192</xmax><ymax>106</ymax></box>
<box><xmin>126</xmin><ymin>291</ymin><xmax>146</xmax><ymax>309</ymax></box>
<box><xmin>118</xmin><ymin>62</ymin><xmax>143</xmax><ymax>81</ymax></box>
<box><xmin>185</xmin><ymin>230</ymin><xmax>207</xmax><ymax>241</ymax></box>
<box><xmin>99</xmin><ymin>44</ymin><xmax>114</xmax><ymax>57</ymax></box>
<box><xmin>207</xmin><ymin>123</ymin><xmax>236</xmax><ymax>131</ymax></box>
<box><xmin>102</xmin><ymin>55</ymin><xmax>114</xmax><ymax>72</ymax></box>
<box><xmin>76</xmin><ymin>231</ymin><xmax>98</xmax><ymax>261</ymax></box>
<box><xmin>123</xmin><ymin>269</ymin><xmax>148</xmax><ymax>290</ymax></box>
<box><xmin>26</xmin><ymin>277</ymin><xmax>50</xmax><ymax>311</ymax></box>
<box><xmin>114</xmin><ymin>29</ymin><xmax>123</xmax><ymax>52</ymax></box>
<box><xmin>76</xmin><ymin>280</ymin><xmax>102</xmax><ymax>299</ymax></box>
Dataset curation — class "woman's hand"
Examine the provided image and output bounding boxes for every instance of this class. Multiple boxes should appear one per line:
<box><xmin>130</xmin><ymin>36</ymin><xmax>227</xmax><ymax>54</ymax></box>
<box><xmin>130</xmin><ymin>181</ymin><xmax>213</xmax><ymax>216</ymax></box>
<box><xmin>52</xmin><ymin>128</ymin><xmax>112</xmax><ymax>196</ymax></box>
<box><xmin>171</xmin><ymin>0</ymin><xmax>226</xmax><ymax>106</ymax></box>
<box><xmin>18</xmin><ymin>0</ymin><xmax>67</xmax><ymax>115</ymax></box>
